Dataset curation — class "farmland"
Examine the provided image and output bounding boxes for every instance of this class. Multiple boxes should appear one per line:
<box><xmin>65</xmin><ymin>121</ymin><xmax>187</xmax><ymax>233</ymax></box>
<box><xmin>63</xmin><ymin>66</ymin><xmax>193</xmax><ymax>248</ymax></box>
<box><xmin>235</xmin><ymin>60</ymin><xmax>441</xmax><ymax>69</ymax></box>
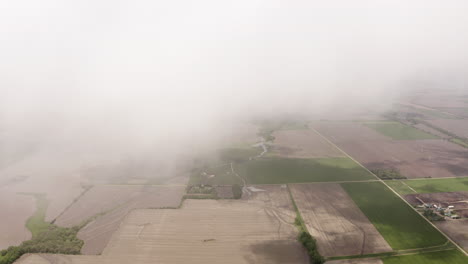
<box><xmin>383</xmin><ymin>249</ymin><xmax>467</xmax><ymax>264</ymax></box>
<box><xmin>435</xmin><ymin>220</ymin><xmax>468</xmax><ymax>251</ymax></box>
<box><xmin>270</xmin><ymin>129</ymin><xmax>343</xmax><ymax>158</ymax></box>
<box><xmin>426</xmin><ymin>119</ymin><xmax>468</xmax><ymax>138</ymax></box>
<box><xmin>290</xmin><ymin>183</ymin><xmax>391</xmax><ymax>257</ymax></box>
<box><xmin>364</xmin><ymin>122</ymin><xmax>438</xmax><ymax>140</ymax></box>
<box><xmin>77</xmin><ymin>185</ymin><xmax>185</xmax><ymax>254</ymax></box>
<box><xmin>240</xmin><ymin>157</ymin><xmax>374</xmax><ymax>184</ymax></box>
<box><xmin>190</xmin><ymin>157</ymin><xmax>374</xmax><ymax>185</ymax></box>
<box><xmin>341</xmin><ymin>182</ymin><xmax>447</xmax><ymax>249</ymax></box>
<box><xmin>312</xmin><ymin>121</ymin><xmax>468</xmax><ymax>178</ymax></box>
<box><xmin>102</xmin><ymin>199</ymin><xmax>307</xmax><ymax>263</ymax></box>
<box><xmin>387</xmin><ymin>178</ymin><xmax>468</xmax><ymax>195</ymax></box>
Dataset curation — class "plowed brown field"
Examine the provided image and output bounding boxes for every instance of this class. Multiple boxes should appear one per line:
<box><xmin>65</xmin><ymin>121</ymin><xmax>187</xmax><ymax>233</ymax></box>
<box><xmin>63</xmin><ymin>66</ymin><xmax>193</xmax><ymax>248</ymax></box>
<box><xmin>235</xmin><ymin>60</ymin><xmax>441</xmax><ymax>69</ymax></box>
<box><xmin>312</xmin><ymin>122</ymin><xmax>468</xmax><ymax>178</ymax></box>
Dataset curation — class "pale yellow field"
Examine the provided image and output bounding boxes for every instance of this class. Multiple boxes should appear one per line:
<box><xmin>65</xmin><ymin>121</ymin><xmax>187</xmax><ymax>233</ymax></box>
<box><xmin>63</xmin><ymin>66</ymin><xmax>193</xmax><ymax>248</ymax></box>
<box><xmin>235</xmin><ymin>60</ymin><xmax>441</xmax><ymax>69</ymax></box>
<box><xmin>290</xmin><ymin>183</ymin><xmax>392</xmax><ymax>257</ymax></box>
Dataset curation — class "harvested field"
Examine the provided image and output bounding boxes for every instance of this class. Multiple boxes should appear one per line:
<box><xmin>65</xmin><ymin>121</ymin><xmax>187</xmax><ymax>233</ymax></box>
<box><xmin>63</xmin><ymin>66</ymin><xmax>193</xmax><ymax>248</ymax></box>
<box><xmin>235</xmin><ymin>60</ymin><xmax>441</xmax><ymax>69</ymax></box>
<box><xmin>312</xmin><ymin>122</ymin><xmax>468</xmax><ymax>178</ymax></box>
<box><xmin>326</xmin><ymin>259</ymin><xmax>383</xmax><ymax>264</ymax></box>
<box><xmin>427</xmin><ymin>119</ymin><xmax>468</xmax><ymax>138</ymax></box>
<box><xmin>77</xmin><ymin>185</ymin><xmax>185</xmax><ymax>255</ymax></box>
<box><xmin>243</xmin><ymin>185</ymin><xmax>297</xmax><ymax>224</ymax></box>
<box><xmin>435</xmin><ymin>219</ymin><xmax>468</xmax><ymax>251</ymax></box>
<box><xmin>214</xmin><ymin>185</ymin><xmax>233</xmax><ymax>199</ymax></box>
<box><xmin>342</xmin><ymin>182</ymin><xmax>447</xmax><ymax>250</ymax></box>
<box><xmin>102</xmin><ymin>199</ymin><xmax>306</xmax><ymax>263</ymax></box>
<box><xmin>290</xmin><ymin>183</ymin><xmax>391</xmax><ymax>257</ymax></box>
<box><xmin>16</xmin><ymin>195</ymin><xmax>307</xmax><ymax>264</ymax></box>
<box><xmin>55</xmin><ymin>185</ymin><xmax>168</xmax><ymax>227</ymax></box>
<box><xmin>270</xmin><ymin>129</ymin><xmax>343</xmax><ymax>158</ymax></box>
<box><xmin>316</xmin><ymin>122</ymin><xmax>468</xmax><ymax>178</ymax></box>
<box><xmin>0</xmin><ymin>190</ymin><xmax>35</xmax><ymax>250</ymax></box>
<box><xmin>404</xmin><ymin>191</ymin><xmax>468</xmax><ymax>216</ymax></box>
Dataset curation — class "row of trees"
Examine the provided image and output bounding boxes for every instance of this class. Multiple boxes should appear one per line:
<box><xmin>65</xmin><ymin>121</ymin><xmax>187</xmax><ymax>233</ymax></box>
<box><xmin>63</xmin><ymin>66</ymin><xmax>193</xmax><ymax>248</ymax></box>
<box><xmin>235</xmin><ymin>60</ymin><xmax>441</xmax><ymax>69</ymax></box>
<box><xmin>0</xmin><ymin>225</ymin><xmax>83</xmax><ymax>264</ymax></box>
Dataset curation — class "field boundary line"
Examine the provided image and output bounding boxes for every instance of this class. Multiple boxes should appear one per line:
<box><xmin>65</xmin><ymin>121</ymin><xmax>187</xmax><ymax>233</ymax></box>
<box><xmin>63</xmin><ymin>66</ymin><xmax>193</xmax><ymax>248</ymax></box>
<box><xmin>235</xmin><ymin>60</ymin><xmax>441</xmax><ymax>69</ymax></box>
<box><xmin>401</xmin><ymin>181</ymin><xmax>417</xmax><ymax>193</ymax></box>
<box><xmin>403</xmin><ymin>176</ymin><xmax>468</xmax><ymax>181</ymax></box>
<box><xmin>309</xmin><ymin>127</ymin><xmax>468</xmax><ymax>257</ymax></box>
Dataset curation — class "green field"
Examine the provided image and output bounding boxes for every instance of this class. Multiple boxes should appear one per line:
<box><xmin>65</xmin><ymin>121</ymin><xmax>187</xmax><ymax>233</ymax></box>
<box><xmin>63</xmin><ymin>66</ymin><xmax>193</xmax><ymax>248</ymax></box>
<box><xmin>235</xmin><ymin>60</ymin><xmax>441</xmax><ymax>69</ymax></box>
<box><xmin>190</xmin><ymin>157</ymin><xmax>374</xmax><ymax>185</ymax></box>
<box><xmin>383</xmin><ymin>250</ymin><xmax>468</xmax><ymax>264</ymax></box>
<box><xmin>364</xmin><ymin>121</ymin><xmax>438</xmax><ymax>140</ymax></box>
<box><xmin>387</xmin><ymin>177</ymin><xmax>468</xmax><ymax>195</ymax></box>
<box><xmin>341</xmin><ymin>182</ymin><xmax>447</xmax><ymax>250</ymax></box>
<box><xmin>239</xmin><ymin>157</ymin><xmax>374</xmax><ymax>184</ymax></box>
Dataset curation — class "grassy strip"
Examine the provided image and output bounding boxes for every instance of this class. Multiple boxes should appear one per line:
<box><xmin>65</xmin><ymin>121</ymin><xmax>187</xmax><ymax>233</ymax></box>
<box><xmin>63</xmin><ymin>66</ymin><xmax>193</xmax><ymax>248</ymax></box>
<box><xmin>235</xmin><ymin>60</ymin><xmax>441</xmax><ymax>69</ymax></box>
<box><xmin>383</xmin><ymin>249</ymin><xmax>468</xmax><ymax>264</ymax></box>
<box><xmin>341</xmin><ymin>182</ymin><xmax>447</xmax><ymax>250</ymax></box>
<box><xmin>450</xmin><ymin>138</ymin><xmax>468</xmax><ymax>148</ymax></box>
<box><xmin>327</xmin><ymin>241</ymin><xmax>455</xmax><ymax>261</ymax></box>
<box><xmin>416</xmin><ymin>119</ymin><xmax>468</xmax><ymax>148</ymax></box>
<box><xmin>287</xmin><ymin>185</ymin><xmax>324</xmax><ymax>264</ymax></box>
<box><xmin>363</xmin><ymin>121</ymin><xmax>438</xmax><ymax>140</ymax></box>
<box><xmin>387</xmin><ymin>177</ymin><xmax>468</xmax><ymax>194</ymax></box>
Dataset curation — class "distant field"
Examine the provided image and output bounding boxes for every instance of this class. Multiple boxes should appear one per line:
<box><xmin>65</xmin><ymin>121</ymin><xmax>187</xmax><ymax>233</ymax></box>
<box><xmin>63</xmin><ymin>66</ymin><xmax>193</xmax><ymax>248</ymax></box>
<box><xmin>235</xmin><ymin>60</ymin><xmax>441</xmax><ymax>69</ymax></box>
<box><xmin>387</xmin><ymin>178</ymin><xmax>468</xmax><ymax>195</ymax></box>
<box><xmin>364</xmin><ymin>122</ymin><xmax>438</xmax><ymax>140</ymax></box>
<box><xmin>383</xmin><ymin>249</ymin><xmax>468</xmax><ymax>264</ymax></box>
<box><xmin>189</xmin><ymin>163</ymin><xmax>243</xmax><ymax>185</ymax></box>
<box><xmin>240</xmin><ymin>157</ymin><xmax>374</xmax><ymax>184</ymax></box>
<box><xmin>190</xmin><ymin>157</ymin><xmax>374</xmax><ymax>185</ymax></box>
<box><xmin>341</xmin><ymin>182</ymin><xmax>447</xmax><ymax>250</ymax></box>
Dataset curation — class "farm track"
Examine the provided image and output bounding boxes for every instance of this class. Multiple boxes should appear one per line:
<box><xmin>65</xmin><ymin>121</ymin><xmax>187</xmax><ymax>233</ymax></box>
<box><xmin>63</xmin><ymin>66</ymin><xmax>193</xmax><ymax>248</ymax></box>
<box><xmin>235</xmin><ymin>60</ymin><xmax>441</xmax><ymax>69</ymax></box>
<box><xmin>310</xmin><ymin>127</ymin><xmax>468</xmax><ymax>257</ymax></box>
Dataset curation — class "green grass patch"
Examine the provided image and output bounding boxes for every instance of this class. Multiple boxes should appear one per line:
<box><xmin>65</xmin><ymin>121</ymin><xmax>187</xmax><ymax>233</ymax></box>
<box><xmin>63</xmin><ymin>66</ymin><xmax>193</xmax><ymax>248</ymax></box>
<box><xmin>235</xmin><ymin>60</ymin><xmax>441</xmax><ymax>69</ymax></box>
<box><xmin>18</xmin><ymin>193</ymin><xmax>51</xmax><ymax>237</ymax></box>
<box><xmin>341</xmin><ymin>182</ymin><xmax>447</xmax><ymax>250</ymax></box>
<box><xmin>383</xmin><ymin>249</ymin><xmax>468</xmax><ymax>264</ymax></box>
<box><xmin>388</xmin><ymin>178</ymin><xmax>468</xmax><ymax>194</ymax></box>
<box><xmin>364</xmin><ymin>121</ymin><xmax>439</xmax><ymax>140</ymax></box>
<box><xmin>385</xmin><ymin>180</ymin><xmax>417</xmax><ymax>195</ymax></box>
<box><xmin>239</xmin><ymin>157</ymin><xmax>374</xmax><ymax>184</ymax></box>
<box><xmin>450</xmin><ymin>138</ymin><xmax>468</xmax><ymax>148</ymax></box>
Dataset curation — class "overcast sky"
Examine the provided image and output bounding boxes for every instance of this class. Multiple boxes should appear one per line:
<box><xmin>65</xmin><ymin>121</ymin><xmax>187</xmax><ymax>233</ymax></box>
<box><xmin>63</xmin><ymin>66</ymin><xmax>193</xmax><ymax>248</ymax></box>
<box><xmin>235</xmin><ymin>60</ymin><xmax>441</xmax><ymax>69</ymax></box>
<box><xmin>1</xmin><ymin>0</ymin><xmax>468</xmax><ymax>172</ymax></box>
